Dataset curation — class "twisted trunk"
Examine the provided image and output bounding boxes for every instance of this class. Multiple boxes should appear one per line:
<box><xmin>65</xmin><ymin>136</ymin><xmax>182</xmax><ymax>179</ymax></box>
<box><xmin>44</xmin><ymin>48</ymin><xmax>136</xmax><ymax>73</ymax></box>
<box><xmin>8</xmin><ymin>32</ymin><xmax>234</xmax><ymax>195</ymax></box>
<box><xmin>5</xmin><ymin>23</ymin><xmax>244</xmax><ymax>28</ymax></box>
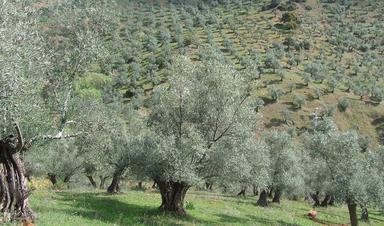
<box><xmin>237</xmin><ymin>188</ymin><xmax>246</xmax><ymax>197</ymax></box>
<box><xmin>86</xmin><ymin>175</ymin><xmax>97</xmax><ymax>188</ymax></box>
<box><xmin>256</xmin><ymin>190</ymin><xmax>268</xmax><ymax>207</ymax></box>
<box><xmin>272</xmin><ymin>188</ymin><xmax>281</xmax><ymax>203</ymax></box>
<box><xmin>107</xmin><ymin>172</ymin><xmax>121</xmax><ymax>194</ymax></box>
<box><xmin>63</xmin><ymin>175</ymin><xmax>71</xmax><ymax>184</ymax></box>
<box><xmin>311</xmin><ymin>192</ymin><xmax>320</xmax><ymax>207</ymax></box>
<box><xmin>99</xmin><ymin>176</ymin><xmax>108</xmax><ymax>189</ymax></box>
<box><xmin>268</xmin><ymin>187</ymin><xmax>274</xmax><ymax>198</ymax></box>
<box><xmin>156</xmin><ymin>179</ymin><xmax>190</xmax><ymax>216</ymax></box>
<box><xmin>0</xmin><ymin>136</ymin><xmax>34</xmax><ymax>222</ymax></box>
<box><xmin>320</xmin><ymin>194</ymin><xmax>331</xmax><ymax>207</ymax></box>
<box><xmin>47</xmin><ymin>173</ymin><xmax>57</xmax><ymax>185</ymax></box>
<box><xmin>252</xmin><ymin>185</ymin><xmax>258</xmax><ymax>196</ymax></box>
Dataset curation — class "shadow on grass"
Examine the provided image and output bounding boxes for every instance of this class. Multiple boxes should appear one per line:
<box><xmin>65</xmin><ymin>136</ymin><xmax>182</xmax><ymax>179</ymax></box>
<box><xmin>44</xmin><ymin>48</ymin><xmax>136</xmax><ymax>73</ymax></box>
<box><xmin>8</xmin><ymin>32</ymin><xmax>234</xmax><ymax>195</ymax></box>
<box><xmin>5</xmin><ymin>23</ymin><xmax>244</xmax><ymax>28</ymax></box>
<box><xmin>54</xmin><ymin>192</ymin><xmax>209</xmax><ymax>225</ymax></box>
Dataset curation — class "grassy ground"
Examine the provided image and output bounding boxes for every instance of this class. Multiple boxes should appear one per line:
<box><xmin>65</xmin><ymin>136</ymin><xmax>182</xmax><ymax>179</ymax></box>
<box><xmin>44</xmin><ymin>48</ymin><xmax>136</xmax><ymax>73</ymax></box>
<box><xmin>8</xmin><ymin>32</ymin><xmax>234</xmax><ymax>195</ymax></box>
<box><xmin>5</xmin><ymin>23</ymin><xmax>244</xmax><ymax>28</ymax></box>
<box><xmin>18</xmin><ymin>189</ymin><xmax>384</xmax><ymax>226</ymax></box>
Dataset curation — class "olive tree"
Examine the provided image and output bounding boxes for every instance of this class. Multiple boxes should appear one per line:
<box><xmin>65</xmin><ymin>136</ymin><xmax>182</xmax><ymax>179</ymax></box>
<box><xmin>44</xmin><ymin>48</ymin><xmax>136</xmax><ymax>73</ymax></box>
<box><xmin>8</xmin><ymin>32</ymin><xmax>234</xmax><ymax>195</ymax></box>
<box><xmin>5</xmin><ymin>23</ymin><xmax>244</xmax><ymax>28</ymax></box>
<box><xmin>257</xmin><ymin>131</ymin><xmax>304</xmax><ymax>206</ymax></box>
<box><xmin>133</xmin><ymin>57</ymin><xmax>263</xmax><ymax>216</ymax></box>
<box><xmin>305</xmin><ymin>122</ymin><xmax>383</xmax><ymax>226</ymax></box>
<box><xmin>0</xmin><ymin>0</ymin><xmax>116</xmax><ymax>221</ymax></box>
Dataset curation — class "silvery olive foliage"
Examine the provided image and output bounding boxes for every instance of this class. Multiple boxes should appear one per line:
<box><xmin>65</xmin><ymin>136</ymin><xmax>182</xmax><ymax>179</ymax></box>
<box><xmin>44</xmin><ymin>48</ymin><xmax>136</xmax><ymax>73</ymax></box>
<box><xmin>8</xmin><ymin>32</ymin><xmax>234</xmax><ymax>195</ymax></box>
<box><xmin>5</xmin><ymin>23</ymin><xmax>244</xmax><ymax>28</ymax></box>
<box><xmin>133</xmin><ymin>57</ymin><xmax>265</xmax><ymax>186</ymax></box>
<box><xmin>219</xmin><ymin>139</ymin><xmax>271</xmax><ymax>194</ymax></box>
<box><xmin>0</xmin><ymin>0</ymin><xmax>49</xmax><ymax>138</ymax></box>
<box><xmin>264</xmin><ymin>131</ymin><xmax>305</xmax><ymax>198</ymax></box>
<box><xmin>305</xmin><ymin>120</ymin><xmax>384</xmax><ymax>208</ymax></box>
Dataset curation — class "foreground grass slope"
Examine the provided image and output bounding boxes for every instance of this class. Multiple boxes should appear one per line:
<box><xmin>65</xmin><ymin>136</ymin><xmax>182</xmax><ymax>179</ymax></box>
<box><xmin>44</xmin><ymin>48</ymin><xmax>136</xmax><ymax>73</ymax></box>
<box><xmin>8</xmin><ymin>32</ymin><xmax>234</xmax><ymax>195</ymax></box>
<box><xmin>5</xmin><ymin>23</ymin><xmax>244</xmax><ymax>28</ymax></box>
<box><xmin>25</xmin><ymin>190</ymin><xmax>384</xmax><ymax>226</ymax></box>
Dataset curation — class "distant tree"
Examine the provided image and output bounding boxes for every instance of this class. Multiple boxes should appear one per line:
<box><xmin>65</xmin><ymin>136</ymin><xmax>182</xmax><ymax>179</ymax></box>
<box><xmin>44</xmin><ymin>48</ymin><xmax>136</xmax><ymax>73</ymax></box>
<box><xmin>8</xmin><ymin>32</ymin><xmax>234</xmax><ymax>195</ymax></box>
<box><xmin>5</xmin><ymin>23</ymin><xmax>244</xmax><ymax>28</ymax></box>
<box><xmin>314</xmin><ymin>88</ymin><xmax>323</xmax><ymax>99</ymax></box>
<box><xmin>258</xmin><ymin>132</ymin><xmax>304</xmax><ymax>205</ymax></box>
<box><xmin>327</xmin><ymin>78</ymin><xmax>339</xmax><ymax>93</ymax></box>
<box><xmin>277</xmin><ymin>69</ymin><xmax>286</xmax><ymax>81</ymax></box>
<box><xmin>283</xmin><ymin>36</ymin><xmax>296</xmax><ymax>51</ymax></box>
<box><xmin>282</xmin><ymin>109</ymin><xmax>293</xmax><ymax>125</ymax></box>
<box><xmin>281</xmin><ymin>12</ymin><xmax>300</xmax><ymax>29</ymax></box>
<box><xmin>353</xmin><ymin>83</ymin><xmax>370</xmax><ymax>100</ymax></box>
<box><xmin>253</xmin><ymin>98</ymin><xmax>265</xmax><ymax>113</ymax></box>
<box><xmin>293</xmin><ymin>94</ymin><xmax>306</xmax><ymax>109</ymax></box>
<box><xmin>300</xmin><ymin>72</ymin><xmax>312</xmax><ymax>86</ymax></box>
<box><xmin>264</xmin><ymin>51</ymin><xmax>282</xmax><ymax>73</ymax></box>
<box><xmin>371</xmin><ymin>87</ymin><xmax>384</xmax><ymax>103</ymax></box>
<box><xmin>304</xmin><ymin>61</ymin><xmax>326</xmax><ymax>83</ymax></box>
<box><xmin>338</xmin><ymin>98</ymin><xmax>350</xmax><ymax>112</ymax></box>
<box><xmin>268</xmin><ymin>85</ymin><xmax>283</xmax><ymax>102</ymax></box>
<box><xmin>288</xmin><ymin>83</ymin><xmax>297</xmax><ymax>93</ymax></box>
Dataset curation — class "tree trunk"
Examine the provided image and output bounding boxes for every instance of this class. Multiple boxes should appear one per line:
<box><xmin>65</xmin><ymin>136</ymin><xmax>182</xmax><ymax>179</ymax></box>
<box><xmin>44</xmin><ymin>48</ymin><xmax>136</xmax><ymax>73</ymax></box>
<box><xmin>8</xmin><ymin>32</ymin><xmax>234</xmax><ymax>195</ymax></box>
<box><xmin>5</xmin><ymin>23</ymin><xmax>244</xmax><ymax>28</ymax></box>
<box><xmin>86</xmin><ymin>175</ymin><xmax>97</xmax><ymax>188</ymax></box>
<box><xmin>237</xmin><ymin>188</ymin><xmax>246</xmax><ymax>197</ymax></box>
<box><xmin>347</xmin><ymin>199</ymin><xmax>358</xmax><ymax>226</ymax></box>
<box><xmin>256</xmin><ymin>190</ymin><xmax>268</xmax><ymax>207</ymax></box>
<box><xmin>63</xmin><ymin>175</ymin><xmax>71</xmax><ymax>183</ymax></box>
<box><xmin>155</xmin><ymin>179</ymin><xmax>190</xmax><ymax>216</ymax></box>
<box><xmin>99</xmin><ymin>176</ymin><xmax>107</xmax><ymax>189</ymax></box>
<box><xmin>311</xmin><ymin>192</ymin><xmax>320</xmax><ymax>207</ymax></box>
<box><xmin>138</xmin><ymin>181</ymin><xmax>143</xmax><ymax>189</ymax></box>
<box><xmin>252</xmin><ymin>185</ymin><xmax>258</xmax><ymax>196</ymax></box>
<box><xmin>320</xmin><ymin>194</ymin><xmax>331</xmax><ymax>207</ymax></box>
<box><xmin>205</xmin><ymin>182</ymin><xmax>212</xmax><ymax>191</ymax></box>
<box><xmin>329</xmin><ymin>195</ymin><xmax>334</xmax><ymax>206</ymax></box>
<box><xmin>272</xmin><ymin>189</ymin><xmax>281</xmax><ymax>203</ymax></box>
<box><xmin>268</xmin><ymin>187</ymin><xmax>274</xmax><ymax>198</ymax></box>
<box><xmin>0</xmin><ymin>136</ymin><xmax>35</xmax><ymax>222</ymax></box>
<box><xmin>47</xmin><ymin>173</ymin><xmax>57</xmax><ymax>185</ymax></box>
<box><xmin>360</xmin><ymin>205</ymin><xmax>369</xmax><ymax>222</ymax></box>
<box><xmin>107</xmin><ymin>172</ymin><xmax>121</xmax><ymax>194</ymax></box>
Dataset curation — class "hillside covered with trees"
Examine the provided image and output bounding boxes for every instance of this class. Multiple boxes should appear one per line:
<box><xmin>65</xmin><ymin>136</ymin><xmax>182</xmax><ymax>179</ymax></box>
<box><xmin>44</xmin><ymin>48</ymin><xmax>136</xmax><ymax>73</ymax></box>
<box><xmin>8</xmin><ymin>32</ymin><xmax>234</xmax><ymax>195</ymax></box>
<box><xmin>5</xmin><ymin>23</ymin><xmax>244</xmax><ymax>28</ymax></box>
<box><xmin>0</xmin><ymin>0</ymin><xmax>383</xmax><ymax>225</ymax></box>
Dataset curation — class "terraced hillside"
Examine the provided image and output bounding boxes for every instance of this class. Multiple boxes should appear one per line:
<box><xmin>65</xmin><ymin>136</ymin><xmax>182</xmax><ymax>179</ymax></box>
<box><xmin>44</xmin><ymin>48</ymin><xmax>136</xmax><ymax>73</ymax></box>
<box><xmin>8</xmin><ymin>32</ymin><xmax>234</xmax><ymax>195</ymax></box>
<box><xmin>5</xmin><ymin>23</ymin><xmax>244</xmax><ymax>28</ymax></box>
<box><xmin>95</xmin><ymin>0</ymin><xmax>383</xmax><ymax>144</ymax></box>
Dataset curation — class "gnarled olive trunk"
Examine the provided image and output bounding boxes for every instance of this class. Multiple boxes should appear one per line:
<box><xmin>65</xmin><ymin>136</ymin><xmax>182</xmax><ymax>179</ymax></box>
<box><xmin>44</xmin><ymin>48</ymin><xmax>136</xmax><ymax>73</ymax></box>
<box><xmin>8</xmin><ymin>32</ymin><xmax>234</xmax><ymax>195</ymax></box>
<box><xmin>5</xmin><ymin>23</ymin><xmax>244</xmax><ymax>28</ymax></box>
<box><xmin>320</xmin><ymin>194</ymin><xmax>331</xmax><ymax>207</ymax></box>
<box><xmin>63</xmin><ymin>175</ymin><xmax>71</xmax><ymax>184</ymax></box>
<box><xmin>107</xmin><ymin>173</ymin><xmax>121</xmax><ymax>194</ymax></box>
<box><xmin>237</xmin><ymin>188</ymin><xmax>246</xmax><ymax>197</ymax></box>
<box><xmin>272</xmin><ymin>188</ymin><xmax>281</xmax><ymax>203</ymax></box>
<box><xmin>99</xmin><ymin>176</ymin><xmax>108</xmax><ymax>189</ymax></box>
<box><xmin>310</xmin><ymin>192</ymin><xmax>320</xmax><ymax>207</ymax></box>
<box><xmin>252</xmin><ymin>185</ymin><xmax>258</xmax><ymax>196</ymax></box>
<box><xmin>347</xmin><ymin>199</ymin><xmax>358</xmax><ymax>226</ymax></box>
<box><xmin>47</xmin><ymin>173</ymin><xmax>57</xmax><ymax>185</ymax></box>
<box><xmin>0</xmin><ymin>137</ymin><xmax>34</xmax><ymax>222</ymax></box>
<box><xmin>256</xmin><ymin>190</ymin><xmax>268</xmax><ymax>207</ymax></box>
<box><xmin>155</xmin><ymin>179</ymin><xmax>190</xmax><ymax>216</ymax></box>
<box><xmin>86</xmin><ymin>175</ymin><xmax>97</xmax><ymax>188</ymax></box>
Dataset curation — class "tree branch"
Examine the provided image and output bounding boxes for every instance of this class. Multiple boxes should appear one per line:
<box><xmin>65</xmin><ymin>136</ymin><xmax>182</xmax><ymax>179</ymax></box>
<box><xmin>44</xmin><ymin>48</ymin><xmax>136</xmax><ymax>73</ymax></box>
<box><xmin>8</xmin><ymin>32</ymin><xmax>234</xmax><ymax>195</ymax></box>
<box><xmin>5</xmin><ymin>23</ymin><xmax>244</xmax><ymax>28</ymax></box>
<box><xmin>13</xmin><ymin>121</ymin><xmax>24</xmax><ymax>150</ymax></box>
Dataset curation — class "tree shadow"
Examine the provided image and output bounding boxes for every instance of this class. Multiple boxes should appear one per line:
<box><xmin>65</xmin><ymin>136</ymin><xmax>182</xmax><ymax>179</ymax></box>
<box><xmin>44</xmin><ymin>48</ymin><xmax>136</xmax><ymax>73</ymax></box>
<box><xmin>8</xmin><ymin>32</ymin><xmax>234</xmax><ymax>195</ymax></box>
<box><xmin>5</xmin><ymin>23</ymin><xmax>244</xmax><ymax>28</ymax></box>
<box><xmin>274</xmin><ymin>23</ymin><xmax>291</xmax><ymax>31</ymax></box>
<box><xmin>260</xmin><ymin>96</ymin><xmax>277</xmax><ymax>106</ymax></box>
<box><xmin>265</xmin><ymin>118</ymin><xmax>285</xmax><ymax>128</ymax></box>
<box><xmin>215</xmin><ymin>213</ymin><xmax>250</xmax><ymax>224</ymax></box>
<box><xmin>53</xmin><ymin>192</ymin><xmax>207</xmax><ymax>225</ymax></box>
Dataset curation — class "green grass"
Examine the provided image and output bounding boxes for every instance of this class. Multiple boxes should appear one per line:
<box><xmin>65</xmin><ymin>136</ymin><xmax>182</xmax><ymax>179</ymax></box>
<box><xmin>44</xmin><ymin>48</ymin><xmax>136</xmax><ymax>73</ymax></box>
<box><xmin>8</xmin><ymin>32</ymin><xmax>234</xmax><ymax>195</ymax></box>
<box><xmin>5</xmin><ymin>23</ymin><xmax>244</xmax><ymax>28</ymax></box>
<box><xmin>25</xmin><ymin>189</ymin><xmax>384</xmax><ymax>226</ymax></box>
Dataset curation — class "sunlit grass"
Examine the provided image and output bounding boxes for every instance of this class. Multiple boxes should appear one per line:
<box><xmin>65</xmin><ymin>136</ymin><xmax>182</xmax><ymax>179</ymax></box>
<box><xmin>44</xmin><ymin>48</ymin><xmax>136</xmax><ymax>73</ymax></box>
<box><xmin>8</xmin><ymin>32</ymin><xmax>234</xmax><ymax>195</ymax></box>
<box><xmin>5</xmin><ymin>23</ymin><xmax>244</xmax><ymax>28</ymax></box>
<box><xmin>26</xmin><ymin>189</ymin><xmax>384</xmax><ymax>226</ymax></box>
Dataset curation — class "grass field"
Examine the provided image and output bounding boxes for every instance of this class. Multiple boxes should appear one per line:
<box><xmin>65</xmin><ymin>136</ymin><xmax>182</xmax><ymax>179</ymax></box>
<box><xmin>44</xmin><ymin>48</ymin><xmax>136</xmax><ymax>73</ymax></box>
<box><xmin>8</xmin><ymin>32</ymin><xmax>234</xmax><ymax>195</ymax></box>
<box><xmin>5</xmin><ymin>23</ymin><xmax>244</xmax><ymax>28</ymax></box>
<box><xmin>21</xmin><ymin>189</ymin><xmax>384</xmax><ymax>226</ymax></box>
